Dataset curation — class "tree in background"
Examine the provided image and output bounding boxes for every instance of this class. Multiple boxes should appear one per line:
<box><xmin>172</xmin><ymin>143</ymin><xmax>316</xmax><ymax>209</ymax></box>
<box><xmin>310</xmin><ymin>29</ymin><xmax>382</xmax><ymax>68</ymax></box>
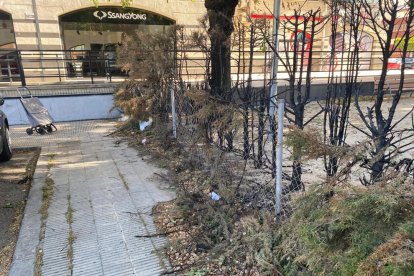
<box><xmin>205</xmin><ymin>0</ymin><xmax>239</xmax><ymax>99</ymax></box>
<box><xmin>115</xmin><ymin>28</ymin><xmax>178</xmax><ymax>124</ymax></box>
<box><xmin>271</xmin><ymin>8</ymin><xmax>326</xmax><ymax>191</ymax></box>
<box><xmin>92</xmin><ymin>0</ymin><xmax>240</xmax><ymax>99</ymax></box>
<box><xmin>356</xmin><ymin>0</ymin><xmax>414</xmax><ymax>184</ymax></box>
<box><xmin>323</xmin><ymin>0</ymin><xmax>364</xmax><ymax>177</ymax></box>
<box><xmin>395</xmin><ymin>36</ymin><xmax>414</xmax><ymax>53</ymax></box>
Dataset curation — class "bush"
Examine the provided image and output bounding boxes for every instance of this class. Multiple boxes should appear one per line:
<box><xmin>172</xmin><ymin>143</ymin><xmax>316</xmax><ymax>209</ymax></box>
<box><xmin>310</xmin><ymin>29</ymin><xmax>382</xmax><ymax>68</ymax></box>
<box><xmin>279</xmin><ymin>178</ymin><xmax>414</xmax><ymax>275</ymax></box>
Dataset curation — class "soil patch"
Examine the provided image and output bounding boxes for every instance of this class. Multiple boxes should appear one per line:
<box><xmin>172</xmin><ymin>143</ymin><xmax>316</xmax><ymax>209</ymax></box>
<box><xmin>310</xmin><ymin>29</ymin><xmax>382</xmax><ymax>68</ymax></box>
<box><xmin>0</xmin><ymin>147</ymin><xmax>41</xmax><ymax>276</ymax></box>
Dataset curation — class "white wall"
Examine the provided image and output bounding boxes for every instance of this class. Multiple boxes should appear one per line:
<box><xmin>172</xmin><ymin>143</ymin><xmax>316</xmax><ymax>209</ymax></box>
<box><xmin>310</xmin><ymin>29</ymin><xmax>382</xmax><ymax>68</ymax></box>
<box><xmin>0</xmin><ymin>95</ymin><xmax>121</xmax><ymax>125</ymax></box>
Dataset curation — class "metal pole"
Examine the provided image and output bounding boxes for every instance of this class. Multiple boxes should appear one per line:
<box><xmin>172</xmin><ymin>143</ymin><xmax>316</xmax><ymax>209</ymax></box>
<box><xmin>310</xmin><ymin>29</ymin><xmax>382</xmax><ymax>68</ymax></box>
<box><xmin>269</xmin><ymin>0</ymin><xmax>282</xmax><ymax>138</ymax></box>
<box><xmin>32</xmin><ymin>0</ymin><xmax>45</xmax><ymax>80</ymax></box>
<box><xmin>275</xmin><ymin>99</ymin><xmax>285</xmax><ymax>216</ymax></box>
<box><xmin>7</xmin><ymin>56</ymin><xmax>13</xmax><ymax>85</ymax></box>
<box><xmin>170</xmin><ymin>86</ymin><xmax>177</xmax><ymax>138</ymax></box>
<box><xmin>17</xmin><ymin>50</ymin><xmax>27</xmax><ymax>87</ymax></box>
<box><xmin>56</xmin><ymin>54</ymin><xmax>61</xmax><ymax>83</ymax></box>
<box><xmin>89</xmin><ymin>52</ymin><xmax>94</xmax><ymax>84</ymax></box>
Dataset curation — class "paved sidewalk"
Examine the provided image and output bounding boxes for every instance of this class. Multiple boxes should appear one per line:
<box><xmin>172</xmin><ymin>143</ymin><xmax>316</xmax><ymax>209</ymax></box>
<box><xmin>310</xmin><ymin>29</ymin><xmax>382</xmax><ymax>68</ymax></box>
<box><xmin>8</xmin><ymin>121</ymin><xmax>175</xmax><ymax>276</ymax></box>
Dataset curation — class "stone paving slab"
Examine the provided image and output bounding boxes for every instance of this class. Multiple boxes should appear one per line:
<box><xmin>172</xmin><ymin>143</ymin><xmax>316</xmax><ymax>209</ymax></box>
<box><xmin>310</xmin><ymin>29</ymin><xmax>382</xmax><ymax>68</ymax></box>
<box><xmin>9</xmin><ymin>120</ymin><xmax>175</xmax><ymax>276</ymax></box>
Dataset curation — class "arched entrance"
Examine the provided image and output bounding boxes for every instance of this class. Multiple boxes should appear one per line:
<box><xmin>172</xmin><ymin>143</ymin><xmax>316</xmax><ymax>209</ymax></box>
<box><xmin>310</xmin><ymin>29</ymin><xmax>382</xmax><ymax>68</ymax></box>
<box><xmin>0</xmin><ymin>10</ymin><xmax>15</xmax><ymax>49</ymax></box>
<box><xmin>0</xmin><ymin>10</ymin><xmax>19</xmax><ymax>83</ymax></box>
<box><xmin>59</xmin><ymin>6</ymin><xmax>175</xmax><ymax>78</ymax></box>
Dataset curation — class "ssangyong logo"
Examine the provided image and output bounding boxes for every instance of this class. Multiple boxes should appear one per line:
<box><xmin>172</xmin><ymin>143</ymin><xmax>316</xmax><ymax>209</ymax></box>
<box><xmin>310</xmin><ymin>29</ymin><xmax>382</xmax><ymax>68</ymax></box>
<box><xmin>93</xmin><ymin>10</ymin><xmax>147</xmax><ymax>21</ymax></box>
<box><xmin>93</xmin><ymin>10</ymin><xmax>107</xmax><ymax>20</ymax></box>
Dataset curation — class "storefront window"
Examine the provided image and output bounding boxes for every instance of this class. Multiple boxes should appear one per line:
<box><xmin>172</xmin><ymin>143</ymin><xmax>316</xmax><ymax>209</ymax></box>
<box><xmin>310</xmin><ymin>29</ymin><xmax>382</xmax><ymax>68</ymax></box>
<box><xmin>0</xmin><ymin>11</ymin><xmax>15</xmax><ymax>49</ymax></box>
<box><xmin>59</xmin><ymin>6</ymin><xmax>175</xmax><ymax>77</ymax></box>
<box><xmin>0</xmin><ymin>10</ymin><xmax>19</xmax><ymax>82</ymax></box>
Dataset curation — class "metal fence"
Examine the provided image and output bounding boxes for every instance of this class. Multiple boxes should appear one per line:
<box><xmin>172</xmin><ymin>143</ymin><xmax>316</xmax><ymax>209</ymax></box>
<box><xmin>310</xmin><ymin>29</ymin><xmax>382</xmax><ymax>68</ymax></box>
<box><xmin>168</xmin><ymin>78</ymin><xmax>414</xmax><ymax>219</ymax></box>
<box><xmin>164</xmin><ymin>76</ymin><xmax>299</xmax><ymax>218</ymax></box>
<box><xmin>2</xmin><ymin>46</ymin><xmax>410</xmax><ymax>218</ymax></box>
<box><xmin>1</xmin><ymin>49</ymin><xmax>413</xmax><ymax>86</ymax></box>
<box><xmin>162</xmin><ymin>46</ymin><xmax>414</xmax><ymax>218</ymax></box>
<box><xmin>0</xmin><ymin>49</ymin><xmax>126</xmax><ymax>86</ymax></box>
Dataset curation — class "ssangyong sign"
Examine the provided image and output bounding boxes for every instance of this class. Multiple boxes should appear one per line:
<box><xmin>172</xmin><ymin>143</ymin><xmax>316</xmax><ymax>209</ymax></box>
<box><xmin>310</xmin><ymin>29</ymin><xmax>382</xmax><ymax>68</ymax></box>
<box><xmin>93</xmin><ymin>10</ymin><xmax>147</xmax><ymax>21</ymax></box>
<box><xmin>93</xmin><ymin>11</ymin><xmax>107</xmax><ymax>20</ymax></box>
<box><xmin>60</xmin><ymin>7</ymin><xmax>174</xmax><ymax>25</ymax></box>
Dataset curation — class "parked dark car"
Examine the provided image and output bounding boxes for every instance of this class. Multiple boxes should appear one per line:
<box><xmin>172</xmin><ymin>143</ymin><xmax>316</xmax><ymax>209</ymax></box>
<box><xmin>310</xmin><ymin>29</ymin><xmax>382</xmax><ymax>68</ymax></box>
<box><xmin>0</xmin><ymin>97</ymin><xmax>12</xmax><ymax>161</ymax></box>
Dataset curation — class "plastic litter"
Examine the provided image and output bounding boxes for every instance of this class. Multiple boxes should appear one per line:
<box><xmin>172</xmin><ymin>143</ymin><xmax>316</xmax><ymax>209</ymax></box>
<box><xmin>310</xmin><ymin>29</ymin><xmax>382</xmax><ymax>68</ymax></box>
<box><xmin>139</xmin><ymin>118</ymin><xmax>153</xmax><ymax>131</ymax></box>
<box><xmin>119</xmin><ymin>115</ymin><xmax>129</xmax><ymax>122</ymax></box>
<box><xmin>210</xmin><ymin>192</ymin><xmax>221</xmax><ymax>201</ymax></box>
<box><xmin>141</xmin><ymin>138</ymin><xmax>148</xmax><ymax>145</ymax></box>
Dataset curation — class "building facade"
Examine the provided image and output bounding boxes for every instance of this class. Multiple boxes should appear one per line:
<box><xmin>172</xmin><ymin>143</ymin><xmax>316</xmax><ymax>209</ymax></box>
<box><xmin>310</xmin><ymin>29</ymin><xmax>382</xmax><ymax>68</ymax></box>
<box><xmin>0</xmin><ymin>0</ymin><xmax>213</xmax><ymax>84</ymax></box>
<box><xmin>0</xmin><ymin>0</ymin><xmax>411</xmax><ymax>85</ymax></box>
<box><xmin>0</xmin><ymin>0</ymin><xmax>207</xmax><ymax>51</ymax></box>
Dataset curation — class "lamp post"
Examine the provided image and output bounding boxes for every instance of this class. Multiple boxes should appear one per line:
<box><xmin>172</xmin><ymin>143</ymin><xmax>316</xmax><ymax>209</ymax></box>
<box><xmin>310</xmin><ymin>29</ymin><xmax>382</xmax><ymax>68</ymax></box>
<box><xmin>268</xmin><ymin>0</ymin><xmax>281</xmax><ymax>134</ymax></box>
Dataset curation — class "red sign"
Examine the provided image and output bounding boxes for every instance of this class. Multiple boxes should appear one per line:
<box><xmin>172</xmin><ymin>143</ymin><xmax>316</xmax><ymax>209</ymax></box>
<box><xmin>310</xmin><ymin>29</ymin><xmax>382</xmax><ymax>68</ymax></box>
<box><xmin>251</xmin><ymin>14</ymin><xmax>273</xmax><ymax>20</ymax></box>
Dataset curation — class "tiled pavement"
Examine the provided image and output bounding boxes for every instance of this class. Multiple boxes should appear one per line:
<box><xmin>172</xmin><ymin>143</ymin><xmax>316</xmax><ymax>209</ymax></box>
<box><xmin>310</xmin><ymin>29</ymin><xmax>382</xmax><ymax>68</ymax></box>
<box><xmin>8</xmin><ymin>121</ymin><xmax>175</xmax><ymax>276</ymax></box>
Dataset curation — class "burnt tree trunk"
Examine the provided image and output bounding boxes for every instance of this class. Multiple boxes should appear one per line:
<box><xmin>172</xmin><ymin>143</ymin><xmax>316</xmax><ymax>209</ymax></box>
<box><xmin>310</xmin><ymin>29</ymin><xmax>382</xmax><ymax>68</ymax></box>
<box><xmin>358</xmin><ymin>0</ymin><xmax>414</xmax><ymax>184</ymax></box>
<box><xmin>324</xmin><ymin>0</ymin><xmax>361</xmax><ymax>177</ymax></box>
<box><xmin>257</xmin><ymin>89</ymin><xmax>265</xmax><ymax>167</ymax></box>
<box><xmin>205</xmin><ymin>0</ymin><xmax>239</xmax><ymax>100</ymax></box>
<box><xmin>290</xmin><ymin>104</ymin><xmax>305</xmax><ymax>191</ymax></box>
<box><xmin>277</xmin><ymin>9</ymin><xmax>323</xmax><ymax>192</ymax></box>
